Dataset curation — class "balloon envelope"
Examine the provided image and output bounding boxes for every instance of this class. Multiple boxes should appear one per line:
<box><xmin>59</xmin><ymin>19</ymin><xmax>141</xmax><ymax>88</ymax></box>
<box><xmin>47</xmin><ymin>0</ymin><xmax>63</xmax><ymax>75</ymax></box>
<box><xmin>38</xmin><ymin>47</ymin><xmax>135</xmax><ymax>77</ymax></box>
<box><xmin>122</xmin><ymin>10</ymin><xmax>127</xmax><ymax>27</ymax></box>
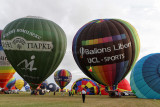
<box><xmin>71</xmin><ymin>78</ymin><xmax>100</xmax><ymax>95</ymax></box>
<box><xmin>54</xmin><ymin>69</ymin><xmax>72</xmax><ymax>89</ymax></box>
<box><xmin>6</xmin><ymin>77</ymin><xmax>16</xmax><ymax>89</ymax></box>
<box><xmin>47</xmin><ymin>83</ymin><xmax>57</xmax><ymax>92</ymax></box>
<box><xmin>72</xmin><ymin>19</ymin><xmax>140</xmax><ymax>90</ymax></box>
<box><xmin>116</xmin><ymin>79</ymin><xmax>131</xmax><ymax>92</ymax></box>
<box><xmin>15</xmin><ymin>79</ymin><xmax>24</xmax><ymax>90</ymax></box>
<box><xmin>130</xmin><ymin>53</ymin><xmax>160</xmax><ymax>99</ymax></box>
<box><xmin>0</xmin><ymin>30</ymin><xmax>16</xmax><ymax>88</ymax></box>
<box><xmin>1</xmin><ymin>16</ymin><xmax>67</xmax><ymax>89</ymax></box>
<box><xmin>25</xmin><ymin>86</ymin><xmax>30</xmax><ymax>91</ymax></box>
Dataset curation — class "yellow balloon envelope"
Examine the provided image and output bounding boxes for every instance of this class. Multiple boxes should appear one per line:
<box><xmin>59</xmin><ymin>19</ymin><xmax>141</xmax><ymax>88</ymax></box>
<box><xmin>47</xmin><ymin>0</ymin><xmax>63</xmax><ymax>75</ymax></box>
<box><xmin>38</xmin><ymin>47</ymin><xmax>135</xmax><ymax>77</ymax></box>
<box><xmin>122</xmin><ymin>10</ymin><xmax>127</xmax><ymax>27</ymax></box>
<box><xmin>15</xmin><ymin>79</ymin><xmax>24</xmax><ymax>90</ymax></box>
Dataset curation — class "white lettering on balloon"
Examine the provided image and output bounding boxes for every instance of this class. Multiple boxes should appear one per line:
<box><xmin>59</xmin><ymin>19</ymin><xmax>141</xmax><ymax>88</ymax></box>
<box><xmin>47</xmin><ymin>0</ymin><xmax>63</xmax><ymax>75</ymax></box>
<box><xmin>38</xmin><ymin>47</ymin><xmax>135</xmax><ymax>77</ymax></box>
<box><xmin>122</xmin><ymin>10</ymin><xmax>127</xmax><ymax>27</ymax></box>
<box><xmin>79</xmin><ymin>42</ymin><xmax>131</xmax><ymax>64</ymax></box>
<box><xmin>2</xmin><ymin>37</ymin><xmax>53</xmax><ymax>51</ymax></box>
<box><xmin>2</xmin><ymin>29</ymin><xmax>41</xmax><ymax>40</ymax></box>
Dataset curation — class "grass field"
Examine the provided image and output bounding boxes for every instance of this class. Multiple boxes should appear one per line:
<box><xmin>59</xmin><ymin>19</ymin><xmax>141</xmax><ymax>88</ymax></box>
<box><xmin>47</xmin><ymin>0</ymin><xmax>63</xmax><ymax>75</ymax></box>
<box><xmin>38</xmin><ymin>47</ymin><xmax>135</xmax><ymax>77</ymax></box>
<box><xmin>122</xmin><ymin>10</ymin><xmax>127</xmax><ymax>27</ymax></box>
<box><xmin>0</xmin><ymin>92</ymin><xmax>160</xmax><ymax>107</ymax></box>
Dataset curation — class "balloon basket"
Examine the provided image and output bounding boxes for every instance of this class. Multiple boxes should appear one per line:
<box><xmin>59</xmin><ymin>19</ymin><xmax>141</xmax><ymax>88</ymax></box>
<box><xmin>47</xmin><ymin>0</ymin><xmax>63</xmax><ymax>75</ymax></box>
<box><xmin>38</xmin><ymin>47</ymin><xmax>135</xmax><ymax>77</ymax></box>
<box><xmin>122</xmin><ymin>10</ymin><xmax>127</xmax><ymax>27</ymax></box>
<box><xmin>106</xmin><ymin>91</ymin><xmax>121</xmax><ymax>98</ymax></box>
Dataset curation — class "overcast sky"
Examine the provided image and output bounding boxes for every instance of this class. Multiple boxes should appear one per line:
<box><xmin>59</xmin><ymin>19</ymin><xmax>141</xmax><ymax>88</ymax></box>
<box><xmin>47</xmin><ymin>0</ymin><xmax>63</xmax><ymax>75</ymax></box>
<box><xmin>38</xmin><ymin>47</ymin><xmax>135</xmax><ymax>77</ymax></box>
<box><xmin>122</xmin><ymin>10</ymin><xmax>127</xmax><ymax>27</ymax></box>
<box><xmin>1</xmin><ymin>0</ymin><xmax>160</xmax><ymax>90</ymax></box>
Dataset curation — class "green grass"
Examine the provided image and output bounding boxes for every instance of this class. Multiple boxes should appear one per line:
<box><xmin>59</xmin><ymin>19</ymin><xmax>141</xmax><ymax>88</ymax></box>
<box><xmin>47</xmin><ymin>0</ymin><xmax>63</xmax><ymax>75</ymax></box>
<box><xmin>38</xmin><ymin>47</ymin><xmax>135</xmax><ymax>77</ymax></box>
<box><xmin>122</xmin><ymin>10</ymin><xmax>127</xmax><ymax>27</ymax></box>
<box><xmin>0</xmin><ymin>92</ymin><xmax>160</xmax><ymax>107</ymax></box>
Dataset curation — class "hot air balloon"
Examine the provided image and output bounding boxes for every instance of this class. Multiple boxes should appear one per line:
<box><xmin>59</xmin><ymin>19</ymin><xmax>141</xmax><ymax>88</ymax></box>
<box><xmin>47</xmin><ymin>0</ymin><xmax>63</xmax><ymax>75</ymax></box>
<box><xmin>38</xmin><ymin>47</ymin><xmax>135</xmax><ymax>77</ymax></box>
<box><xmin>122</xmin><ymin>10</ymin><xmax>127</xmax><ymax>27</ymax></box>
<box><xmin>47</xmin><ymin>83</ymin><xmax>57</xmax><ymax>92</ymax></box>
<box><xmin>1</xmin><ymin>16</ymin><xmax>67</xmax><ymax>90</ymax></box>
<box><xmin>130</xmin><ymin>53</ymin><xmax>160</xmax><ymax>99</ymax></box>
<box><xmin>25</xmin><ymin>86</ymin><xmax>30</xmax><ymax>91</ymax></box>
<box><xmin>116</xmin><ymin>79</ymin><xmax>131</xmax><ymax>92</ymax></box>
<box><xmin>6</xmin><ymin>77</ymin><xmax>16</xmax><ymax>90</ymax></box>
<box><xmin>100</xmin><ymin>79</ymin><xmax>131</xmax><ymax>95</ymax></box>
<box><xmin>15</xmin><ymin>79</ymin><xmax>24</xmax><ymax>90</ymax></box>
<box><xmin>54</xmin><ymin>69</ymin><xmax>72</xmax><ymax>91</ymax></box>
<box><xmin>0</xmin><ymin>30</ymin><xmax>16</xmax><ymax>88</ymax></box>
<box><xmin>71</xmin><ymin>78</ymin><xmax>99</xmax><ymax>95</ymax></box>
<box><xmin>72</xmin><ymin>19</ymin><xmax>140</xmax><ymax>91</ymax></box>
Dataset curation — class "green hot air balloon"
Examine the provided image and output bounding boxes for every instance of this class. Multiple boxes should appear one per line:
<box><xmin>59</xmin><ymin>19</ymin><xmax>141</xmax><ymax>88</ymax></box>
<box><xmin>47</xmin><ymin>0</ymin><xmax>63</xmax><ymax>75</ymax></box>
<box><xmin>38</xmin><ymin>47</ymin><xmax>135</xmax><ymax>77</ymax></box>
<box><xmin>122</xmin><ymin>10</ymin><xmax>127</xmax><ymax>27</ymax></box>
<box><xmin>1</xmin><ymin>16</ymin><xmax>67</xmax><ymax>89</ymax></box>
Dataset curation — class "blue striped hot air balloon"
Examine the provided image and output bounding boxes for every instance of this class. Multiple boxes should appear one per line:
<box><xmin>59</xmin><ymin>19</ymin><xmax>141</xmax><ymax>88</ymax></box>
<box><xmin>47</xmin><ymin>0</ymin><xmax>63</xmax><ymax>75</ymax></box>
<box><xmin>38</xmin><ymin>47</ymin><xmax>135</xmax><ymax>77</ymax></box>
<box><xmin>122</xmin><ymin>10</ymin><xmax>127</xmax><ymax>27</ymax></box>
<box><xmin>130</xmin><ymin>53</ymin><xmax>160</xmax><ymax>99</ymax></box>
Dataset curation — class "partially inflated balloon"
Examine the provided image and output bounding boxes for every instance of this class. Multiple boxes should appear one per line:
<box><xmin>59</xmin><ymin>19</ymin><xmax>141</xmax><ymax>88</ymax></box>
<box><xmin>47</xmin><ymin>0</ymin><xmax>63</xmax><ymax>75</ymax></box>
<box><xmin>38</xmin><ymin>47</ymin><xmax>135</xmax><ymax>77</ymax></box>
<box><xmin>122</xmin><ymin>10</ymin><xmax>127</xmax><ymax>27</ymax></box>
<box><xmin>72</xmin><ymin>19</ymin><xmax>140</xmax><ymax>90</ymax></box>
<box><xmin>54</xmin><ymin>69</ymin><xmax>72</xmax><ymax>89</ymax></box>
<box><xmin>100</xmin><ymin>79</ymin><xmax>131</xmax><ymax>95</ymax></box>
<box><xmin>25</xmin><ymin>86</ymin><xmax>30</xmax><ymax>91</ymax></box>
<box><xmin>1</xmin><ymin>16</ymin><xmax>67</xmax><ymax>89</ymax></box>
<box><xmin>47</xmin><ymin>83</ymin><xmax>57</xmax><ymax>92</ymax></box>
<box><xmin>0</xmin><ymin>30</ymin><xmax>16</xmax><ymax>88</ymax></box>
<box><xmin>116</xmin><ymin>79</ymin><xmax>131</xmax><ymax>92</ymax></box>
<box><xmin>6</xmin><ymin>77</ymin><xmax>16</xmax><ymax>89</ymax></box>
<box><xmin>130</xmin><ymin>53</ymin><xmax>160</xmax><ymax>99</ymax></box>
<box><xmin>71</xmin><ymin>78</ymin><xmax>99</xmax><ymax>95</ymax></box>
<box><xmin>15</xmin><ymin>79</ymin><xmax>24</xmax><ymax>90</ymax></box>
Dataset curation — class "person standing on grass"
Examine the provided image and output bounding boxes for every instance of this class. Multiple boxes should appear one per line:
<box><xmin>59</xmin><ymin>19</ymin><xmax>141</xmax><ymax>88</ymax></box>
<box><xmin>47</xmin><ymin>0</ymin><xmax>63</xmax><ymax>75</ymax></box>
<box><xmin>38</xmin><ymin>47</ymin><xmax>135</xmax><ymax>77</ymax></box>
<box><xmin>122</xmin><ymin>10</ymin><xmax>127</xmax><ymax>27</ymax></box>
<box><xmin>82</xmin><ymin>88</ymin><xmax>86</xmax><ymax>103</ymax></box>
<box><xmin>71</xmin><ymin>90</ymin><xmax>74</xmax><ymax>96</ymax></box>
<box><xmin>99</xmin><ymin>91</ymin><xmax>101</xmax><ymax>96</ymax></box>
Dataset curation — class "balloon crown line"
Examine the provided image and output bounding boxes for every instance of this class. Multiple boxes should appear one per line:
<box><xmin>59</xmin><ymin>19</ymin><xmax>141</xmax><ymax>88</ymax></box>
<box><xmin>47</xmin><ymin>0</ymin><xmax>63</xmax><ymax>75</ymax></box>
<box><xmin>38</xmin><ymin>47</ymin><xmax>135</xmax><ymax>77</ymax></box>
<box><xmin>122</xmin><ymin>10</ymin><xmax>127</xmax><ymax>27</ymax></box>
<box><xmin>25</xmin><ymin>16</ymin><xmax>45</xmax><ymax>19</ymax></box>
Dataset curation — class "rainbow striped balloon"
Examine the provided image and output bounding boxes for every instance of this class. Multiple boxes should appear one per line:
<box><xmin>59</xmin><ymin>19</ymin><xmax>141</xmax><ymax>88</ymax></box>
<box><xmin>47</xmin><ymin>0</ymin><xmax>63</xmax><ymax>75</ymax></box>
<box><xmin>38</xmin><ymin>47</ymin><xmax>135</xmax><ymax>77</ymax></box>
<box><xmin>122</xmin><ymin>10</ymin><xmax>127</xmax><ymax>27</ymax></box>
<box><xmin>54</xmin><ymin>69</ymin><xmax>72</xmax><ymax>89</ymax></box>
<box><xmin>6</xmin><ymin>77</ymin><xmax>16</xmax><ymax>89</ymax></box>
<box><xmin>0</xmin><ymin>30</ymin><xmax>16</xmax><ymax>88</ymax></box>
<box><xmin>72</xmin><ymin>19</ymin><xmax>140</xmax><ymax>90</ymax></box>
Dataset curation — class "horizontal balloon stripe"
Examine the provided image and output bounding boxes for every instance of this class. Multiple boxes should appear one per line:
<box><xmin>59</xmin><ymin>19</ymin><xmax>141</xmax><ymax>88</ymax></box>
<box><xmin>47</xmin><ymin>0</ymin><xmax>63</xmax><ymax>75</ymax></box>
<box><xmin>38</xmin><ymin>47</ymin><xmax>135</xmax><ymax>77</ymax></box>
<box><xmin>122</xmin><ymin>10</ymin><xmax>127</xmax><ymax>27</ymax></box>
<box><xmin>0</xmin><ymin>69</ymin><xmax>16</xmax><ymax>73</ymax></box>
<box><xmin>0</xmin><ymin>79</ymin><xmax>10</xmax><ymax>88</ymax></box>
<box><xmin>0</xmin><ymin>66</ymin><xmax>15</xmax><ymax>70</ymax></box>
<box><xmin>0</xmin><ymin>73</ymin><xmax>14</xmax><ymax>79</ymax></box>
<box><xmin>117</xmin><ymin>88</ymin><xmax>129</xmax><ymax>92</ymax></box>
<box><xmin>0</xmin><ymin>79</ymin><xmax>10</xmax><ymax>82</ymax></box>
<box><xmin>81</xmin><ymin>34</ymin><xmax>126</xmax><ymax>46</ymax></box>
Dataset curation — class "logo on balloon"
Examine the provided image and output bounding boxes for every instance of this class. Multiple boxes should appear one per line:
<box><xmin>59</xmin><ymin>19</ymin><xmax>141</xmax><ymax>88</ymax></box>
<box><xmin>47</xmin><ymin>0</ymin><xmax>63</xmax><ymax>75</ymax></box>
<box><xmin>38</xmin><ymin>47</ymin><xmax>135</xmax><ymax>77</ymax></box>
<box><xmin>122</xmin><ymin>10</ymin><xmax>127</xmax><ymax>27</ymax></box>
<box><xmin>2</xmin><ymin>37</ymin><xmax>53</xmax><ymax>51</ymax></box>
<box><xmin>17</xmin><ymin>55</ymin><xmax>37</xmax><ymax>72</ymax></box>
<box><xmin>49</xmin><ymin>85</ymin><xmax>53</xmax><ymax>88</ymax></box>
